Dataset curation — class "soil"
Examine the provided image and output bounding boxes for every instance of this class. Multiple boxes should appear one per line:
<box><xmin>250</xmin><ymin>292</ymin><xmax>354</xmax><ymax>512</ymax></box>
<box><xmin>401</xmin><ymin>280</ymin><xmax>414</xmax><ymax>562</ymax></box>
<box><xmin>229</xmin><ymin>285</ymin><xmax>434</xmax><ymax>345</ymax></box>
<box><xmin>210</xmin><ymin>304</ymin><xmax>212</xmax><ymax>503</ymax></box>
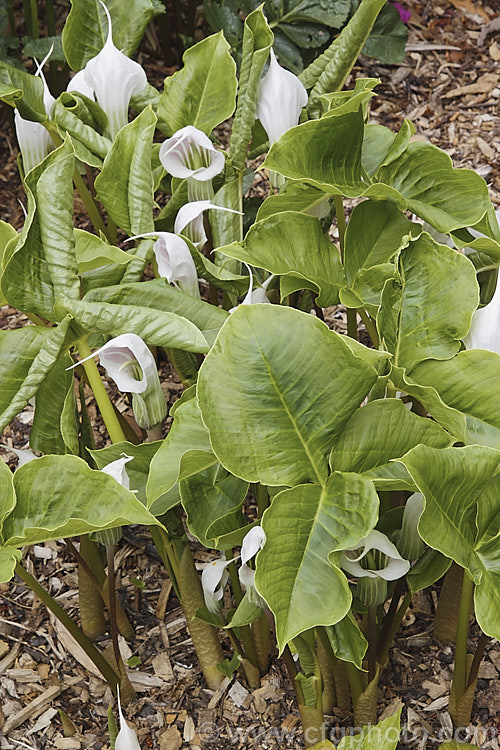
<box><xmin>0</xmin><ymin>0</ymin><xmax>499</xmax><ymax>747</ymax></box>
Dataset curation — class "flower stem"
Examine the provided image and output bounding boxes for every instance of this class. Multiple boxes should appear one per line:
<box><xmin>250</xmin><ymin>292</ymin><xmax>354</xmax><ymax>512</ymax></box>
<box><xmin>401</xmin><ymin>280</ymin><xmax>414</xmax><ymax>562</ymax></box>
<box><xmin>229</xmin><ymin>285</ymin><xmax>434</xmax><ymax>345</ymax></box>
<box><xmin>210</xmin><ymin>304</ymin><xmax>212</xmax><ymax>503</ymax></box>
<box><xmin>334</xmin><ymin>194</ymin><xmax>346</xmax><ymax>262</ymax></box>
<box><xmin>367</xmin><ymin>606</ymin><xmax>377</xmax><ymax>682</ymax></box>
<box><xmin>453</xmin><ymin>570</ymin><xmax>474</xmax><ymax>699</ymax></box>
<box><xmin>345</xmin><ymin>662</ymin><xmax>364</xmax><ymax>705</ymax></box>
<box><xmin>377</xmin><ymin>590</ymin><xmax>412</xmax><ymax>665</ymax></box>
<box><xmin>256</xmin><ymin>484</ymin><xmax>270</xmax><ymax>518</ymax></box>
<box><xmin>357</xmin><ymin>308</ymin><xmax>379</xmax><ymax>348</ymax></box>
<box><xmin>28</xmin><ymin>0</ymin><xmax>38</xmax><ymax>37</ymax></box>
<box><xmin>106</xmin><ymin>546</ymin><xmax>127</xmax><ymax>678</ymax></box>
<box><xmin>15</xmin><ymin>563</ymin><xmax>119</xmax><ymax>690</ymax></box>
<box><xmin>77</xmin><ymin>337</ymin><xmax>127</xmax><ymax>444</ymax></box>
<box><xmin>467</xmin><ymin>632</ymin><xmax>489</xmax><ymax>688</ymax></box>
<box><xmin>347</xmin><ymin>308</ymin><xmax>358</xmax><ymax>340</ymax></box>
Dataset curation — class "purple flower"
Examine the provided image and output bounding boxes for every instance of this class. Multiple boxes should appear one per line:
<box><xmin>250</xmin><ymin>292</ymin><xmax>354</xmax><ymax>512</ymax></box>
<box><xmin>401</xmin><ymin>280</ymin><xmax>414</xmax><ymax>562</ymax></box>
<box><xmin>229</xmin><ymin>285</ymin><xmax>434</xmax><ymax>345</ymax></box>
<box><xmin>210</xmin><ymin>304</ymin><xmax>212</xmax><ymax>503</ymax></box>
<box><xmin>393</xmin><ymin>2</ymin><xmax>411</xmax><ymax>23</ymax></box>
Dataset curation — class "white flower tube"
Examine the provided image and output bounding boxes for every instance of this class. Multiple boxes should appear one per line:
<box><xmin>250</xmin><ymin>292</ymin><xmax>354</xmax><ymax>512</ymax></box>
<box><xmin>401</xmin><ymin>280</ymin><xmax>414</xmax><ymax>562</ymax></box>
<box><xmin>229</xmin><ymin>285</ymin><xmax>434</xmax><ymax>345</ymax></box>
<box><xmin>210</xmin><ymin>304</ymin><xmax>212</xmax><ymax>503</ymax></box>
<box><xmin>238</xmin><ymin>526</ymin><xmax>267</xmax><ymax>607</ymax></box>
<box><xmin>341</xmin><ymin>530</ymin><xmax>410</xmax><ymax>607</ymax></box>
<box><xmin>464</xmin><ymin>274</ymin><xmax>500</xmax><ymax>354</ymax></box>
<box><xmin>66</xmin><ymin>68</ymin><xmax>96</xmax><ymax>100</ymax></box>
<box><xmin>201</xmin><ymin>557</ymin><xmax>233</xmax><ymax>615</ymax></box>
<box><xmin>14</xmin><ymin>50</ymin><xmax>55</xmax><ymax>174</ymax></box>
<box><xmin>159</xmin><ymin>125</ymin><xmax>225</xmax><ymax>182</ymax></box>
<box><xmin>174</xmin><ymin>201</ymin><xmax>242</xmax><ymax>247</ymax></box>
<box><xmin>256</xmin><ymin>49</ymin><xmax>308</xmax><ymax>146</ymax></box>
<box><xmin>70</xmin><ymin>333</ymin><xmax>166</xmax><ymax>429</ymax></box>
<box><xmin>230</xmin><ymin>265</ymin><xmax>273</xmax><ymax>311</ymax></box>
<box><xmin>101</xmin><ymin>454</ymin><xmax>134</xmax><ymax>489</ymax></box>
<box><xmin>397</xmin><ymin>492</ymin><xmax>425</xmax><ymax>560</ymax></box>
<box><xmin>127</xmin><ymin>232</ymin><xmax>200</xmax><ymax>298</ymax></box>
<box><xmin>81</xmin><ymin>1</ymin><xmax>147</xmax><ymax>139</ymax></box>
<box><xmin>116</xmin><ymin>698</ymin><xmax>141</xmax><ymax>750</ymax></box>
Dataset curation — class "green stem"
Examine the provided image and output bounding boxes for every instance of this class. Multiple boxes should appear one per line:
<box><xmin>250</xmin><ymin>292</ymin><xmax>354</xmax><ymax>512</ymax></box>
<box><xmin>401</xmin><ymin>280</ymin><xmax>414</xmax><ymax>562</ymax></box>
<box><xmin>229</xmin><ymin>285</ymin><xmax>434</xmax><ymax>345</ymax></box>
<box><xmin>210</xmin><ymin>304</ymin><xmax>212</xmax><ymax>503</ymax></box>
<box><xmin>15</xmin><ymin>563</ymin><xmax>119</xmax><ymax>690</ymax></box>
<box><xmin>106</xmin><ymin>545</ymin><xmax>126</xmax><ymax>677</ymax></box>
<box><xmin>256</xmin><ymin>484</ymin><xmax>270</xmax><ymax>518</ymax></box>
<box><xmin>7</xmin><ymin>0</ymin><xmax>16</xmax><ymax>36</ymax></box>
<box><xmin>357</xmin><ymin>308</ymin><xmax>379</xmax><ymax>348</ymax></box>
<box><xmin>467</xmin><ymin>632</ymin><xmax>489</xmax><ymax>688</ymax></box>
<box><xmin>22</xmin><ymin>0</ymin><xmax>31</xmax><ymax>36</ymax></box>
<box><xmin>46</xmin><ymin>0</ymin><xmax>55</xmax><ymax>35</ymax></box>
<box><xmin>72</xmin><ymin>169</ymin><xmax>108</xmax><ymax>238</ymax></box>
<box><xmin>28</xmin><ymin>0</ymin><xmax>38</xmax><ymax>37</ymax></box>
<box><xmin>27</xmin><ymin>312</ymin><xmax>47</xmax><ymax>326</ymax></box>
<box><xmin>77</xmin><ymin>338</ymin><xmax>127</xmax><ymax>444</ymax></box>
<box><xmin>228</xmin><ymin>558</ymin><xmax>244</xmax><ymax>606</ymax></box>
<box><xmin>453</xmin><ymin>571</ymin><xmax>474</xmax><ymax>699</ymax></box>
<box><xmin>149</xmin><ymin>526</ymin><xmax>181</xmax><ymax>601</ymax></box>
<box><xmin>377</xmin><ymin>590</ymin><xmax>412</xmax><ymax>665</ymax></box>
<box><xmin>345</xmin><ymin>662</ymin><xmax>364</xmax><ymax>705</ymax></box>
<box><xmin>367</xmin><ymin>606</ymin><xmax>377</xmax><ymax>682</ymax></box>
<box><xmin>347</xmin><ymin>308</ymin><xmax>358</xmax><ymax>340</ymax></box>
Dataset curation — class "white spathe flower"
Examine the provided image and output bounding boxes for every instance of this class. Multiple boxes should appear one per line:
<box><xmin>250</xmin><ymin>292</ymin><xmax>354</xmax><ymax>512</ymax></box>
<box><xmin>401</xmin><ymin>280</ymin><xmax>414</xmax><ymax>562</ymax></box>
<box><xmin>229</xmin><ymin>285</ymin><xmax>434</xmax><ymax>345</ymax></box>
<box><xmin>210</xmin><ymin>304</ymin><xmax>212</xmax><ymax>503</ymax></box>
<box><xmin>238</xmin><ymin>526</ymin><xmax>266</xmax><ymax>607</ymax></box>
<box><xmin>116</xmin><ymin>695</ymin><xmax>141</xmax><ymax>750</ymax></box>
<box><xmin>66</xmin><ymin>68</ymin><xmax>96</xmax><ymax>100</ymax></box>
<box><xmin>101</xmin><ymin>454</ymin><xmax>134</xmax><ymax>490</ymax></box>
<box><xmin>128</xmin><ymin>232</ymin><xmax>200</xmax><ymax>298</ymax></box>
<box><xmin>174</xmin><ymin>201</ymin><xmax>242</xmax><ymax>247</ymax></box>
<box><xmin>159</xmin><ymin>126</ymin><xmax>225</xmax><ymax>182</ymax></box>
<box><xmin>14</xmin><ymin>50</ymin><xmax>55</xmax><ymax>174</ymax></box>
<box><xmin>340</xmin><ymin>530</ymin><xmax>410</xmax><ymax>581</ymax></box>
<box><xmin>256</xmin><ymin>49</ymin><xmax>308</xmax><ymax>146</ymax></box>
<box><xmin>70</xmin><ymin>333</ymin><xmax>157</xmax><ymax>394</ymax></box>
<box><xmin>230</xmin><ymin>265</ymin><xmax>274</xmax><ymax>311</ymax></box>
<box><xmin>201</xmin><ymin>557</ymin><xmax>234</xmax><ymax>615</ymax></box>
<box><xmin>80</xmin><ymin>0</ymin><xmax>147</xmax><ymax>139</ymax></box>
<box><xmin>397</xmin><ymin>492</ymin><xmax>425</xmax><ymax>560</ymax></box>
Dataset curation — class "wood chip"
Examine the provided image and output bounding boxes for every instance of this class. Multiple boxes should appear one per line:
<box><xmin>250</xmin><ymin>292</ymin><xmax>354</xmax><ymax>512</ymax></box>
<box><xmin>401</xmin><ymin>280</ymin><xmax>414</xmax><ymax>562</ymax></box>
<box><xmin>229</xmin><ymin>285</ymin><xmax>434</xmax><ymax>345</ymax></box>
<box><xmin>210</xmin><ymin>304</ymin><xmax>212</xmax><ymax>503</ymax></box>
<box><xmin>0</xmin><ymin>643</ymin><xmax>20</xmax><ymax>675</ymax></box>
<box><xmin>423</xmin><ymin>695</ymin><xmax>449</xmax><ymax>711</ymax></box>
<box><xmin>206</xmin><ymin>677</ymin><xmax>230</xmax><ymax>709</ymax></box>
<box><xmin>478</xmin><ymin>660</ymin><xmax>498</xmax><ymax>679</ymax></box>
<box><xmin>444</xmin><ymin>73</ymin><xmax>499</xmax><ymax>98</ymax></box>
<box><xmin>54</xmin><ymin>738</ymin><xmax>82</xmax><ymax>749</ymax></box>
<box><xmin>228</xmin><ymin>681</ymin><xmax>251</xmax><ymax>709</ymax></box>
<box><xmin>2</xmin><ymin>677</ymin><xmax>79</xmax><ymax>734</ymax></box>
<box><xmin>156</xmin><ymin>578</ymin><xmax>173</xmax><ymax>620</ymax></box>
<box><xmin>183</xmin><ymin>715</ymin><xmax>195</xmax><ymax>742</ymax></box>
<box><xmin>159</xmin><ymin>726</ymin><xmax>182</xmax><ymax>750</ymax></box>
<box><xmin>25</xmin><ymin>706</ymin><xmax>58</xmax><ymax>735</ymax></box>
<box><xmin>0</xmin><ymin>640</ymin><xmax>9</xmax><ymax>660</ymax></box>
<box><xmin>152</xmin><ymin>653</ymin><xmax>175</xmax><ymax>683</ymax></box>
<box><xmin>422</xmin><ymin>678</ymin><xmax>448</xmax><ymax>699</ymax></box>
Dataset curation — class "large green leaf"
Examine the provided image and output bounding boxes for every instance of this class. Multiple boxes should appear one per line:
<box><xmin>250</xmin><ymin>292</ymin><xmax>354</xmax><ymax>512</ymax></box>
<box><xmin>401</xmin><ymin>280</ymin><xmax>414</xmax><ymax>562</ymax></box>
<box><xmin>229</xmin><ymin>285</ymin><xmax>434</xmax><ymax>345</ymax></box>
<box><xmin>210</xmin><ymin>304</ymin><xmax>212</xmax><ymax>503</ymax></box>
<box><xmin>95</xmin><ymin>107</ymin><xmax>156</xmax><ymax>236</ymax></box>
<box><xmin>158</xmin><ymin>32</ymin><xmax>237</xmax><ymax>136</ymax></box>
<box><xmin>84</xmin><ymin>278</ymin><xmax>229</xmax><ymax>346</ymax></box>
<box><xmin>30</xmin><ymin>353</ymin><xmax>79</xmax><ymax>456</ymax></box>
<box><xmin>0</xmin><ymin>460</ymin><xmax>16</xmax><ymax>544</ymax></box>
<box><xmin>263</xmin><ymin>110</ymin><xmax>365</xmax><ymax>196</ymax></box>
<box><xmin>2</xmin><ymin>139</ymin><xmax>79</xmax><ymax>320</ymax></box>
<box><xmin>377</xmin><ymin>233</ymin><xmax>478</xmax><ymax>372</ymax></box>
<box><xmin>89</xmin><ymin>441</ymin><xmax>162</xmax><ymax>506</ymax></box>
<box><xmin>74</xmin><ymin>229</ymin><xmax>132</xmax><ymax>273</ymax></box>
<box><xmin>255</xmin><ymin>473</ymin><xmax>379</xmax><ymax>651</ymax></box>
<box><xmin>398</xmin><ymin>444</ymin><xmax>500</xmax><ymax>640</ymax></box>
<box><xmin>337</xmin><ymin>708</ymin><xmax>401</xmax><ymax>749</ymax></box>
<box><xmin>0</xmin><ymin>318</ymin><xmax>73</xmax><ymax>434</ymax></box>
<box><xmin>0</xmin><ymin>61</ymin><xmax>46</xmax><ymax>120</ymax></box>
<box><xmin>181</xmin><ymin>459</ymin><xmax>248</xmax><ymax>549</ymax></box>
<box><xmin>229</xmin><ymin>7</ymin><xmax>273</xmax><ymax>171</ymax></box>
<box><xmin>340</xmin><ymin>200</ymin><xmax>417</xmax><ymax>311</ymax></box>
<box><xmin>256</xmin><ymin>183</ymin><xmax>332</xmax><ymax>222</ymax></box>
<box><xmin>361</xmin><ymin>120</ymin><xmax>414</xmax><ymax>178</ymax></box>
<box><xmin>62</xmin><ymin>0</ymin><xmax>163</xmax><ymax>69</ymax></box>
<box><xmin>146</xmin><ymin>398</ymin><xmax>212</xmax><ymax>514</ymax></box>
<box><xmin>4</xmin><ymin>455</ymin><xmax>160</xmax><ymax>546</ymax></box>
<box><xmin>330</xmin><ymin>398</ymin><xmax>453</xmax><ymax>477</ymax></box>
<box><xmin>52</xmin><ymin>94</ymin><xmax>112</xmax><ymax>167</ymax></box>
<box><xmin>220</xmin><ymin>211</ymin><xmax>345</xmax><ymax>306</ymax></box>
<box><xmin>56</xmin><ymin>295</ymin><xmax>209</xmax><ymax>353</ymax></box>
<box><xmin>0</xmin><ymin>547</ymin><xmax>22</xmax><ymax>584</ymax></box>
<box><xmin>198</xmin><ymin>305</ymin><xmax>378</xmax><ymax>486</ymax></box>
<box><xmin>372</xmin><ymin>142</ymin><xmax>491</xmax><ymax>233</ymax></box>
<box><xmin>324</xmin><ymin>611</ymin><xmax>368</xmax><ymax>669</ymax></box>
<box><xmin>410</xmin><ymin>350</ymin><xmax>500</xmax><ymax>449</ymax></box>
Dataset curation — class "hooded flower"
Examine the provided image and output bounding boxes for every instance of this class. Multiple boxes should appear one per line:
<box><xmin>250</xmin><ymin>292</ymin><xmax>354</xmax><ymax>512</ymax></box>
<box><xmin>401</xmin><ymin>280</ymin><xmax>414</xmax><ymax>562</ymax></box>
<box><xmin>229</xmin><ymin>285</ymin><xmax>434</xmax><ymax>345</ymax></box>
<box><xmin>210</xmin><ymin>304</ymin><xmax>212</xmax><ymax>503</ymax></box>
<box><xmin>238</xmin><ymin>526</ymin><xmax>267</xmax><ymax>607</ymax></box>
<box><xmin>341</xmin><ymin>530</ymin><xmax>410</xmax><ymax>581</ymax></box>
<box><xmin>159</xmin><ymin>126</ymin><xmax>225</xmax><ymax>182</ymax></box>
<box><xmin>201</xmin><ymin>557</ymin><xmax>234</xmax><ymax>615</ymax></box>
<box><xmin>341</xmin><ymin>530</ymin><xmax>410</xmax><ymax>606</ymax></box>
<box><xmin>78</xmin><ymin>1</ymin><xmax>147</xmax><ymax>139</ymax></box>
<box><xmin>66</xmin><ymin>68</ymin><xmax>96</xmax><ymax>100</ymax></box>
<box><xmin>256</xmin><ymin>49</ymin><xmax>308</xmax><ymax>146</ymax></box>
<box><xmin>14</xmin><ymin>51</ymin><xmax>55</xmax><ymax>174</ymax></box>
<box><xmin>116</xmin><ymin>695</ymin><xmax>141</xmax><ymax>750</ymax></box>
<box><xmin>396</xmin><ymin>493</ymin><xmax>425</xmax><ymax>560</ymax></box>
<box><xmin>127</xmin><ymin>232</ymin><xmax>200</xmax><ymax>298</ymax></box>
<box><xmin>101</xmin><ymin>454</ymin><xmax>134</xmax><ymax>490</ymax></box>
<box><xmin>174</xmin><ymin>201</ymin><xmax>242</xmax><ymax>247</ymax></box>
<box><xmin>230</xmin><ymin>265</ymin><xmax>273</xmax><ymax>311</ymax></box>
<box><xmin>70</xmin><ymin>333</ymin><xmax>166</xmax><ymax>429</ymax></box>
